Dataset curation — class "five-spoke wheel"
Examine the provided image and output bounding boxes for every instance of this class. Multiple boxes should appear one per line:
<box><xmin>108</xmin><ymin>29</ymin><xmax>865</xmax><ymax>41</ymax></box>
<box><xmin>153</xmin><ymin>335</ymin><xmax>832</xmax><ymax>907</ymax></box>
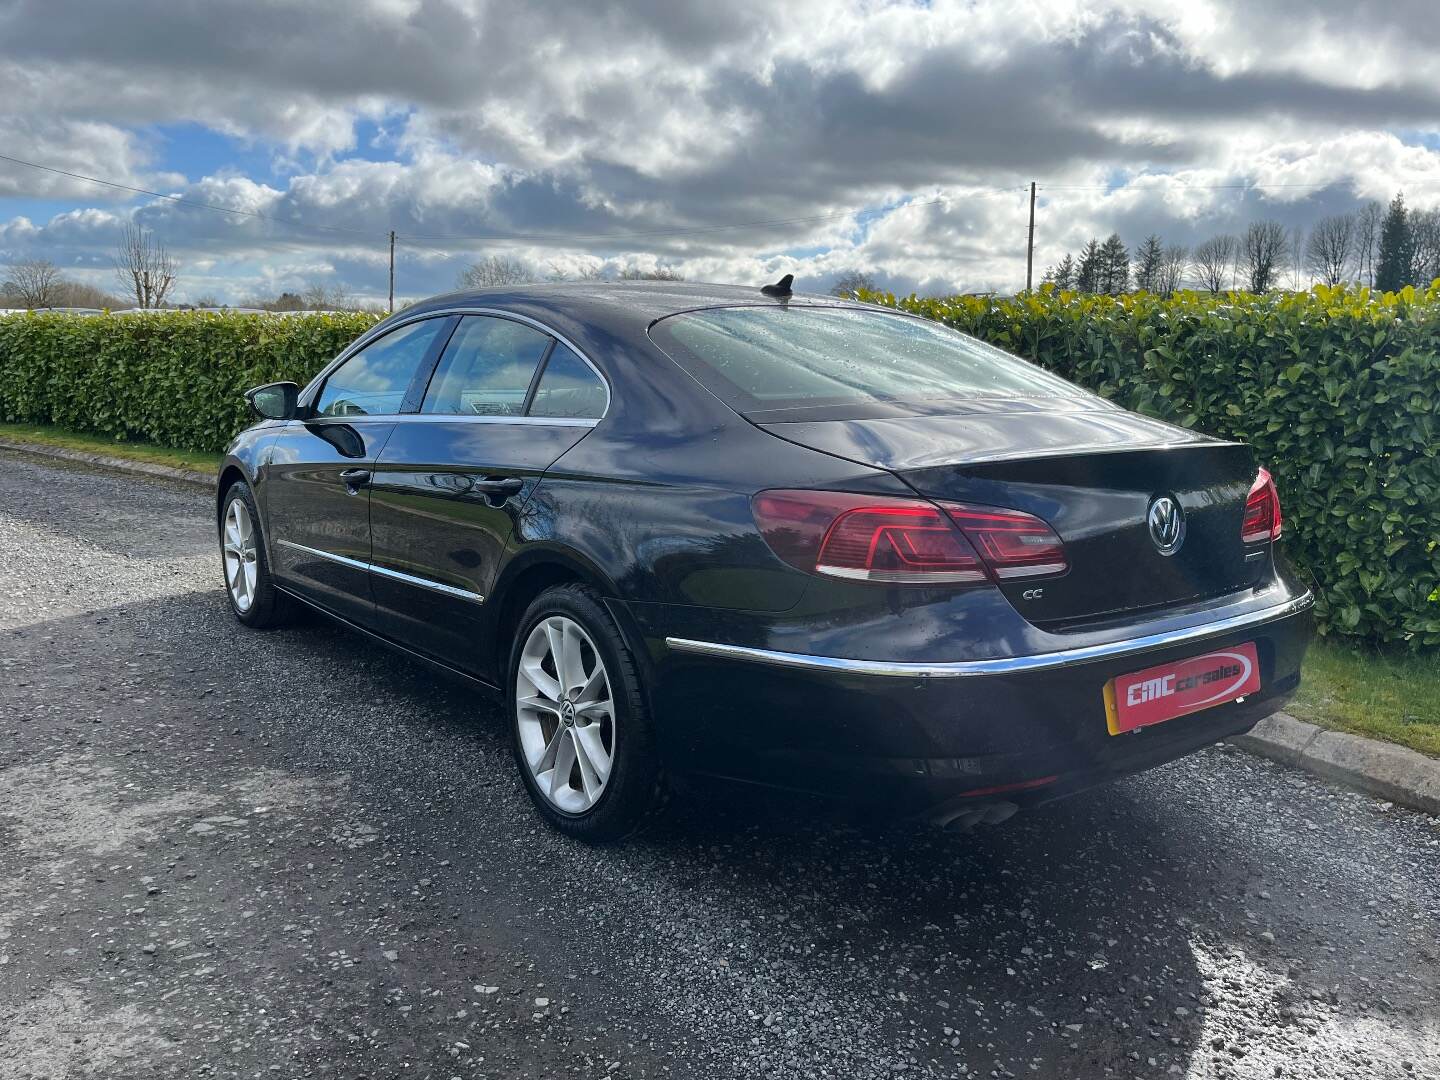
<box><xmin>515</xmin><ymin>615</ymin><xmax>616</xmax><ymax>813</ymax></box>
<box><xmin>509</xmin><ymin>584</ymin><xmax>661</xmax><ymax>841</ymax></box>
<box><xmin>222</xmin><ymin>497</ymin><xmax>259</xmax><ymax>613</ymax></box>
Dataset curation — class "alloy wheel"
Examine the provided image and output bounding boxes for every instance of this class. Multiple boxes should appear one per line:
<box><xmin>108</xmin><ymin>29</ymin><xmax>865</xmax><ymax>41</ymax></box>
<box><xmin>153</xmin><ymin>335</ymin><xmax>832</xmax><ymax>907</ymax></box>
<box><xmin>516</xmin><ymin>615</ymin><xmax>616</xmax><ymax>814</ymax></box>
<box><xmin>222</xmin><ymin>498</ymin><xmax>259</xmax><ymax>613</ymax></box>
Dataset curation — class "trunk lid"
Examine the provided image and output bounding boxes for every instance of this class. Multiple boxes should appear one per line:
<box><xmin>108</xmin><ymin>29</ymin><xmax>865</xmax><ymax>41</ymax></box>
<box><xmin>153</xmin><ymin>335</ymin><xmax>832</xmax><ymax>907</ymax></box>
<box><xmin>759</xmin><ymin>398</ymin><xmax>1263</xmax><ymax>627</ymax></box>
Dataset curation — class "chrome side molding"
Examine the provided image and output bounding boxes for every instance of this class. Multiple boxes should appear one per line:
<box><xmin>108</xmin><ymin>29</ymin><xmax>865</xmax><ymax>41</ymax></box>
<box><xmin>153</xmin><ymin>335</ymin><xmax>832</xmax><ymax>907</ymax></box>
<box><xmin>275</xmin><ymin>539</ymin><xmax>486</xmax><ymax>604</ymax></box>
<box><xmin>665</xmin><ymin>591</ymin><xmax>1313</xmax><ymax>679</ymax></box>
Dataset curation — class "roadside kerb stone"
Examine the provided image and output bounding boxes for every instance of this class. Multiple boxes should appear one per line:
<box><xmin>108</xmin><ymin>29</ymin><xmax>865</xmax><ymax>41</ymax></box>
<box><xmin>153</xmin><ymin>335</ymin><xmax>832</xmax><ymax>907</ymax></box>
<box><xmin>1231</xmin><ymin>711</ymin><xmax>1440</xmax><ymax>816</ymax></box>
<box><xmin>0</xmin><ymin>438</ymin><xmax>215</xmax><ymax>488</ymax></box>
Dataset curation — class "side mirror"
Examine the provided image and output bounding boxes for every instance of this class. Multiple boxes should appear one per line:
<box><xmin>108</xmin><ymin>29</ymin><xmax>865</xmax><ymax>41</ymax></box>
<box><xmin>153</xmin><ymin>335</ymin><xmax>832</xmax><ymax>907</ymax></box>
<box><xmin>245</xmin><ymin>381</ymin><xmax>299</xmax><ymax>421</ymax></box>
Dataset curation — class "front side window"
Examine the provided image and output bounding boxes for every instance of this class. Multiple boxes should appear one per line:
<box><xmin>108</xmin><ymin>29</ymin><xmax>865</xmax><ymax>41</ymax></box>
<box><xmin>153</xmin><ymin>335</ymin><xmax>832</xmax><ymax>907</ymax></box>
<box><xmin>649</xmin><ymin>306</ymin><xmax>1083</xmax><ymax>418</ymax></box>
<box><xmin>528</xmin><ymin>343</ymin><xmax>608</xmax><ymax>419</ymax></box>
<box><xmin>314</xmin><ymin>318</ymin><xmax>448</xmax><ymax>417</ymax></box>
<box><xmin>421</xmin><ymin>315</ymin><xmax>552</xmax><ymax>416</ymax></box>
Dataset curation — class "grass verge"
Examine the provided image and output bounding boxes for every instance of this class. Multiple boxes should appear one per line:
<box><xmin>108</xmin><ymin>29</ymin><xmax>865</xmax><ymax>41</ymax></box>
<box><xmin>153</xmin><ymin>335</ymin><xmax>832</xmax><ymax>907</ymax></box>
<box><xmin>1289</xmin><ymin>638</ymin><xmax>1440</xmax><ymax>758</ymax></box>
<box><xmin>0</xmin><ymin>422</ymin><xmax>220</xmax><ymax>474</ymax></box>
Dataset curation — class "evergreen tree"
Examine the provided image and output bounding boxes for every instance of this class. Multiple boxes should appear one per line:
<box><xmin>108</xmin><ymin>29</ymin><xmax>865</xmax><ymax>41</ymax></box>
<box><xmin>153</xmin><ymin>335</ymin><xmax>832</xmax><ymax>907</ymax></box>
<box><xmin>1375</xmin><ymin>193</ymin><xmax>1416</xmax><ymax>292</ymax></box>
<box><xmin>1098</xmin><ymin>233</ymin><xmax>1129</xmax><ymax>295</ymax></box>
<box><xmin>1075</xmin><ymin>239</ymin><xmax>1101</xmax><ymax>292</ymax></box>
<box><xmin>1132</xmin><ymin>235</ymin><xmax>1164</xmax><ymax>293</ymax></box>
<box><xmin>1050</xmin><ymin>253</ymin><xmax>1076</xmax><ymax>290</ymax></box>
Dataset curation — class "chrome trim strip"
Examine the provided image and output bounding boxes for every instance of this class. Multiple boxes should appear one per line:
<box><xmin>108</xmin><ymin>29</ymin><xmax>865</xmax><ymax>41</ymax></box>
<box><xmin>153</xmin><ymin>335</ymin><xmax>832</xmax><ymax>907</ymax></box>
<box><xmin>295</xmin><ymin>414</ymin><xmax>599</xmax><ymax>429</ymax></box>
<box><xmin>665</xmin><ymin>591</ymin><xmax>1313</xmax><ymax>679</ymax></box>
<box><xmin>276</xmin><ymin>539</ymin><xmax>370</xmax><ymax>574</ymax></box>
<box><xmin>276</xmin><ymin>539</ymin><xmax>486</xmax><ymax>604</ymax></box>
<box><xmin>366</xmin><ymin>561</ymin><xmax>486</xmax><ymax>602</ymax></box>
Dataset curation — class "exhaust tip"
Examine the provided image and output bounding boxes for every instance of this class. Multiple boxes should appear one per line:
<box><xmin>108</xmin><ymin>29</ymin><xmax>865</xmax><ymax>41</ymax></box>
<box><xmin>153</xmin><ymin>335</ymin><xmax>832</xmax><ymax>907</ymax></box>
<box><xmin>934</xmin><ymin>800</ymin><xmax>1021</xmax><ymax>832</ymax></box>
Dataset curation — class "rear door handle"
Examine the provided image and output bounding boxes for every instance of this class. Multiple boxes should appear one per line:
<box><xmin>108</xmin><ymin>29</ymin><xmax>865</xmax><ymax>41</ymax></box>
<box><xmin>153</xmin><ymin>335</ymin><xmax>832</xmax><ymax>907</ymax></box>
<box><xmin>339</xmin><ymin>468</ymin><xmax>372</xmax><ymax>492</ymax></box>
<box><xmin>471</xmin><ymin>476</ymin><xmax>524</xmax><ymax>502</ymax></box>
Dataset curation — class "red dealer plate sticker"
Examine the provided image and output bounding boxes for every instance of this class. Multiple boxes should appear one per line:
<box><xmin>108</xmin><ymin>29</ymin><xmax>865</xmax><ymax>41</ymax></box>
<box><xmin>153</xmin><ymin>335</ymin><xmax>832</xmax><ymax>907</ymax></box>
<box><xmin>1105</xmin><ymin>642</ymin><xmax>1261</xmax><ymax>735</ymax></box>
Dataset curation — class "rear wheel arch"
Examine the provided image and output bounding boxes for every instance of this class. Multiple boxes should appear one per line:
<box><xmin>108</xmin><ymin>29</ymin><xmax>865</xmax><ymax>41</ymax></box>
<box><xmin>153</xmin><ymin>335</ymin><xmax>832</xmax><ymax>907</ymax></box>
<box><xmin>490</xmin><ymin>550</ymin><xmax>652</xmax><ymax>699</ymax></box>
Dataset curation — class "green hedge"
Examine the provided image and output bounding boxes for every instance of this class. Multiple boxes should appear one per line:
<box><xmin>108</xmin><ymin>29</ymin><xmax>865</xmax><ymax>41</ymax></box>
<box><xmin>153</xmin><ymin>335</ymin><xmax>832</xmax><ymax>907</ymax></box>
<box><xmin>0</xmin><ymin>310</ymin><xmax>380</xmax><ymax>456</ymax></box>
<box><xmin>2</xmin><ymin>289</ymin><xmax>1437</xmax><ymax>645</ymax></box>
<box><xmin>861</xmin><ymin>283</ymin><xmax>1440</xmax><ymax>646</ymax></box>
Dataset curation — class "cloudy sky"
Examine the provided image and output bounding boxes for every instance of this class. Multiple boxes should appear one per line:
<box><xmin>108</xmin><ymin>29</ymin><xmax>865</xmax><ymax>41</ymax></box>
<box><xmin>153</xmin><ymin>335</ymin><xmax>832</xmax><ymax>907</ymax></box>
<box><xmin>3</xmin><ymin>0</ymin><xmax>1439</xmax><ymax>305</ymax></box>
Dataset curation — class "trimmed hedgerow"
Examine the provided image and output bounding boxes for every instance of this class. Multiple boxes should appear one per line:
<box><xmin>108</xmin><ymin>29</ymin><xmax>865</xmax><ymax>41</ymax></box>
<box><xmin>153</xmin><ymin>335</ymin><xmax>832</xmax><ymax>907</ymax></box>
<box><xmin>2</xmin><ymin>288</ymin><xmax>1437</xmax><ymax>645</ymax></box>
<box><xmin>0</xmin><ymin>310</ymin><xmax>380</xmax><ymax>456</ymax></box>
<box><xmin>860</xmin><ymin>283</ymin><xmax>1440</xmax><ymax>646</ymax></box>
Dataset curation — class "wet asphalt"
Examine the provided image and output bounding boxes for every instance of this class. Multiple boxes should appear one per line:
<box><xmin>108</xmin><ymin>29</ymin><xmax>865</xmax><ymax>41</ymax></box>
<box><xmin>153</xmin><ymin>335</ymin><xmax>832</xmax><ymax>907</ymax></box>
<box><xmin>1</xmin><ymin>447</ymin><xmax>1437</xmax><ymax>1080</ymax></box>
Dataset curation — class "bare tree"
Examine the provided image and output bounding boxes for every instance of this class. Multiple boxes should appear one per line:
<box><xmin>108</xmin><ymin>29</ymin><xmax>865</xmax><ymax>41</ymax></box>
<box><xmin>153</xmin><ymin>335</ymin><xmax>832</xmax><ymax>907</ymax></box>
<box><xmin>113</xmin><ymin>224</ymin><xmax>177</xmax><ymax>308</ymax></box>
<box><xmin>1305</xmin><ymin>213</ymin><xmax>1356</xmax><ymax>286</ymax></box>
<box><xmin>2</xmin><ymin>258</ymin><xmax>62</xmax><ymax>308</ymax></box>
<box><xmin>457</xmin><ymin>255</ymin><xmax>534</xmax><ymax>289</ymax></box>
<box><xmin>1191</xmin><ymin>235</ymin><xmax>1236</xmax><ymax>293</ymax></box>
<box><xmin>1242</xmin><ymin>221</ymin><xmax>1287</xmax><ymax>292</ymax></box>
<box><xmin>618</xmin><ymin>267</ymin><xmax>685</xmax><ymax>281</ymax></box>
<box><xmin>1356</xmin><ymin>200</ymin><xmax>1384</xmax><ymax>287</ymax></box>
<box><xmin>302</xmin><ymin>278</ymin><xmax>354</xmax><ymax>310</ymax></box>
<box><xmin>1158</xmin><ymin>244</ymin><xmax>1189</xmax><ymax>296</ymax></box>
<box><xmin>1411</xmin><ymin>208</ymin><xmax>1440</xmax><ymax>286</ymax></box>
<box><xmin>830</xmin><ymin>269</ymin><xmax>878</xmax><ymax>297</ymax></box>
<box><xmin>1287</xmin><ymin>225</ymin><xmax>1307</xmax><ymax>289</ymax></box>
<box><xmin>51</xmin><ymin>279</ymin><xmax>125</xmax><ymax>309</ymax></box>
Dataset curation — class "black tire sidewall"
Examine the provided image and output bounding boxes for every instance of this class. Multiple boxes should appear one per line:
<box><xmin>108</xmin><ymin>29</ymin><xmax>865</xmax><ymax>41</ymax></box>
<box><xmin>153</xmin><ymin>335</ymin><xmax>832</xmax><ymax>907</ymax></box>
<box><xmin>219</xmin><ymin>480</ymin><xmax>288</xmax><ymax>628</ymax></box>
<box><xmin>507</xmin><ymin>584</ymin><xmax>660</xmax><ymax>842</ymax></box>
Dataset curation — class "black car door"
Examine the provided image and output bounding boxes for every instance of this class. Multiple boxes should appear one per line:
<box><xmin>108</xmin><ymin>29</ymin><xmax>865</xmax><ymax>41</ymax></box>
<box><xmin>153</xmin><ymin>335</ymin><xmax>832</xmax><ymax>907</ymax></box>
<box><xmin>368</xmin><ymin>314</ymin><xmax>609</xmax><ymax>674</ymax></box>
<box><xmin>264</xmin><ymin>315</ymin><xmax>456</xmax><ymax>627</ymax></box>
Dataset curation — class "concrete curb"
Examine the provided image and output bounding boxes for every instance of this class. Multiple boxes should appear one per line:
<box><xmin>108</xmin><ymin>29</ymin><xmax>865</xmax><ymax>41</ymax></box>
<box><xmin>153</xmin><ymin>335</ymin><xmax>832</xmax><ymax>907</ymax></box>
<box><xmin>0</xmin><ymin>438</ymin><xmax>215</xmax><ymax>489</ymax></box>
<box><xmin>1230</xmin><ymin>712</ymin><xmax>1440</xmax><ymax>816</ymax></box>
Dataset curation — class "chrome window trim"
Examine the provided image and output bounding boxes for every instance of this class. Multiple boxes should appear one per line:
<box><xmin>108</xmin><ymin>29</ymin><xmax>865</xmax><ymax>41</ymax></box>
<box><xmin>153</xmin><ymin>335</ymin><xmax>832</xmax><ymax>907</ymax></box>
<box><xmin>298</xmin><ymin>307</ymin><xmax>610</xmax><ymax>423</ymax></box>
<box><xmin>665</xmin><ymin>591</ymin><xmax>1312</xmax><ymax>679</ymax></box>
<box><xmin>276</xmin><ymin>539</ymin><xmax>486</xmax><ymax>604</ymax></box>
<box><xmin>290</xmin><ymin>414</ymin><xmax>599</xmax><ymax>429</ymax></box>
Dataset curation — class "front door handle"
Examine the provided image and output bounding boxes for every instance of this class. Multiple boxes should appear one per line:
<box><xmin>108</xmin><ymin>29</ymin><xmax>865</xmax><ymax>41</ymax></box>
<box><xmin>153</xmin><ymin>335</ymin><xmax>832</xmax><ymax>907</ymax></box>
<box><xmin>339</xmin><ymin>468</ymin><xmax>372</xmax><ymax>493</ymax></box>
<box><xmin>471</xmin><ymin>476</ymin><xmax>524</xmax><ymax>503</ymax></box>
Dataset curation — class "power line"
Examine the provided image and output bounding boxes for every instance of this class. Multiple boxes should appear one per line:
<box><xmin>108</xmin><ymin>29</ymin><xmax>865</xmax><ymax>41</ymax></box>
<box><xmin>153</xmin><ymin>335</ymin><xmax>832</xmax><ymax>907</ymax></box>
<box><xmin>1041</xmin><ymin>178</ymin><xmax>1440</xmax><ymax>191</ymax></box>
<box><xmin>399</xmin><ymin>191</ymin><xmax>1027</xmax><ymax>243</ymax></box>
<box><xmin>0</xmin><ymin>151</ymin><xmax>384</xmax><ymax>237</ymax></box>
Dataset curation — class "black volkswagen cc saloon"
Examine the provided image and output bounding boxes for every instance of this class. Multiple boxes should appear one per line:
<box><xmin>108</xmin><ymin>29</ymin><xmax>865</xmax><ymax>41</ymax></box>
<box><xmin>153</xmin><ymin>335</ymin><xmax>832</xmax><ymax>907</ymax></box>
<box><xmin>218</xmin><ymin>279</ymin><xmax>1312</xmax><ymax>841</ymax></box>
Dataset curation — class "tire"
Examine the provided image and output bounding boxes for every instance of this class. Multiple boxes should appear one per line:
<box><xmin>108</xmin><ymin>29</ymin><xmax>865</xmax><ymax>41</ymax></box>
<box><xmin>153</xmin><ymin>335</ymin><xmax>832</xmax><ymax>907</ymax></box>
<box><xmin>218</xmin><ymin>480</ymin><xmax>295</xmax><ymax>629</ymax></box>
<box><xmin>508</xmin><ymin>583</ymin><xmax>663</xmax><ymax>842</ymax></box>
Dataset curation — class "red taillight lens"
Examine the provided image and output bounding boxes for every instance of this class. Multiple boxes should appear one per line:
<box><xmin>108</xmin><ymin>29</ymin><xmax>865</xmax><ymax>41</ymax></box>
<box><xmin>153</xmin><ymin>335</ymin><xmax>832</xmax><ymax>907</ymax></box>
<box><xmin>752</xmin><ymin>490</ymin><xmax>987</xmax><ymax>583</ymax></box>
<box><xmin>751</xmin><ymin>491</ymin><xmax>1068</xmax><ymax>585</ymax></box>
<box><xmin>1241</xmin><ymin>467</ymin><xmax>1283</xmax><ymax>544</ymax></box>
<box><xmin>942</xmin><ymin>504</ymin><xmax>1069</xmax><ymax>579</ymax></box>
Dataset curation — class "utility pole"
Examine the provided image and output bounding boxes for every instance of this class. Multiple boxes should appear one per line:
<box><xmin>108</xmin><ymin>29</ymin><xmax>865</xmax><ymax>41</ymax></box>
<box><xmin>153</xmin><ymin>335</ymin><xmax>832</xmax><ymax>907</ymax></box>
<box><xmin>1025</xmin><ymin>181</ymin><xmax>1037</xmax><ymax>292</ymax></box>
<box><xmin>388</xmin><ymin>230</ymin><xmax>396</xmax><ymax>313</ymax></box>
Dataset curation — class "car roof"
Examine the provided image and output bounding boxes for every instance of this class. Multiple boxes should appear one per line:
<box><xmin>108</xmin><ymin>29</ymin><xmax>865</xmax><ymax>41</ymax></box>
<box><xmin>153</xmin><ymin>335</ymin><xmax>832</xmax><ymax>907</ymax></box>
<box><xmin>400</xmin><ymin>280</ymin><xmax>877</xmax><ymax>330</ymax></box>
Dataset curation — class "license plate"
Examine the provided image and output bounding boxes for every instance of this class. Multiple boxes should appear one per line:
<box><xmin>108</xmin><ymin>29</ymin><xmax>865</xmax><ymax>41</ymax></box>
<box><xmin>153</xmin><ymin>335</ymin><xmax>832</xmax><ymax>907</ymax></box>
<box><xmin>1105</xmin><ymin>642</ymin><xmax>1261</xmax><ymax>735</ymax></box>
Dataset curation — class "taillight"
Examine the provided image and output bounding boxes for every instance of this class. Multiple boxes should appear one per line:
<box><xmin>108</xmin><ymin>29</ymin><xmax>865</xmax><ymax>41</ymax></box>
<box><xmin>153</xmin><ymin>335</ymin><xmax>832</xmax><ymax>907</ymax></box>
<box><xmin>751</xmin><ymin>490</ymin><xmax>1067</xmax><ymax>585</ymax></box>
<box><xmin>1241</xmin><ymin>467</ymin><xmax>1283</xmax><ymax>544</ymax></box>
<box><xmin>943</xmin><ymin>504</ymin><xmax>1069</xmax><ymax>579</ymax></box>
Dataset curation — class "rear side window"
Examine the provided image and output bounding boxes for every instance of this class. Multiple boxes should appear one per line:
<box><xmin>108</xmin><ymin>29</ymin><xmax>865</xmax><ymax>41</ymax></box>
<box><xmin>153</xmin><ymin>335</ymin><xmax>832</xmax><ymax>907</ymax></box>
<box><xmin>314</xmin><ymin>318</ymin><xmax>448</xmax><ymax>417</ymax></box>
<box><xmin>528</xmin><ymin>343</ymin><xmax>608</xmax><ymax>419</ymax></box>
<box><xmin>649</xmin><ymin>306</ymin><xmax>1081</xmax><ymax>417</ymax></box>
<box><xmin>421</xmin><ymin>315</ymin><xmax>552</xmax><ymax>416</ymax></box>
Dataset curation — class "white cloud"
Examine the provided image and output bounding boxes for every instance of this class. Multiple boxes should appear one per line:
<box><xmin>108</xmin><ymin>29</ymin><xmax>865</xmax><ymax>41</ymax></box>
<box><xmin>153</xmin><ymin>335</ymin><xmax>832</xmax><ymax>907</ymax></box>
<box><xmin>1</xmin><ymin>0</ymin><xmax>1438</xmax><ymax>303</ymax></box>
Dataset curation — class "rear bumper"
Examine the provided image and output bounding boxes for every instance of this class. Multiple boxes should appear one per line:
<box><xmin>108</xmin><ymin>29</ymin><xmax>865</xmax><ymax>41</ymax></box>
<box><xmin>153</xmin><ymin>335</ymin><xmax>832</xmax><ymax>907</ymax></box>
<box><xmin>640</xmin><ymin>589</ymin><xmax>1313</xmax><ymax>819</ymax></box>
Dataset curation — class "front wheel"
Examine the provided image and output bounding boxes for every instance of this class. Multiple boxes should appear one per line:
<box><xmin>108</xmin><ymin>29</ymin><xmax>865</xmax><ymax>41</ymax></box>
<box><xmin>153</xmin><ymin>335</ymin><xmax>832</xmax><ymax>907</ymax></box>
<box><xmin>509</xmin><ymin>584</ymin><xmax>663</xmax><ymax>842</ymax></box>
<box><xmin>219</xmin><ymin>480</ymin><xmax>294</xmax><ymax>629</ymax></box>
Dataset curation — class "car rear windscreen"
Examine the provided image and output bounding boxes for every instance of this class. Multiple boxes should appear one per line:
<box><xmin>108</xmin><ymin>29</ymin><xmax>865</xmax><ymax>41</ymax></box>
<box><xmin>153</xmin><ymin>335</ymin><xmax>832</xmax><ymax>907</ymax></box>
<box><xmin>648</xmin><ymin>305</ymin><xmax>1082</xmax><ymax>418</ymax></box>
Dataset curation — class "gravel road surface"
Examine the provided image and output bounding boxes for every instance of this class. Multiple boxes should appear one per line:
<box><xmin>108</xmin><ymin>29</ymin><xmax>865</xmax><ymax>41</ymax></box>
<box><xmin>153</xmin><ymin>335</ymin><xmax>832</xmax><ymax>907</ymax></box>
<box><xmin>2</xmin><ymin>447</ymin><xmax>1437</xmax><ymax>1080</ymax></box>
